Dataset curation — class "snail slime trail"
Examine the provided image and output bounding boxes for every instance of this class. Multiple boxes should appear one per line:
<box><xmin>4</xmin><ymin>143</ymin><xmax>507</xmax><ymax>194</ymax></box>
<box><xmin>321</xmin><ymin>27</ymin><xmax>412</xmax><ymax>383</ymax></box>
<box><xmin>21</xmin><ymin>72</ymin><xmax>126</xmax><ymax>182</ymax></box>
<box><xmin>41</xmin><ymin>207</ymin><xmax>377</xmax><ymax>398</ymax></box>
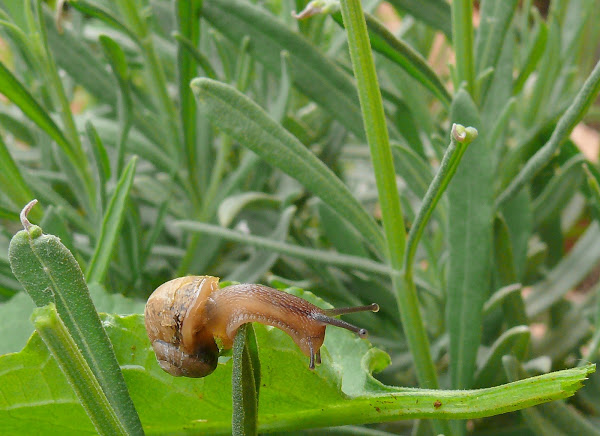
<box><xmin>144</xmin><ymin>276</ymin><xmax>379</xmax><ymax>377</ymax></box>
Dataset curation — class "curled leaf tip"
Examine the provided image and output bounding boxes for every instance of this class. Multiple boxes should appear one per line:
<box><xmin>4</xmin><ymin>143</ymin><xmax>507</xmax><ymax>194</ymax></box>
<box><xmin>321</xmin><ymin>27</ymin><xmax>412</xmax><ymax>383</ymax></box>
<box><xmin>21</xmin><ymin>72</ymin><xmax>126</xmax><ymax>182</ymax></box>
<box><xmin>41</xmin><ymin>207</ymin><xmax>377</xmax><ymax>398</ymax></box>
<box><xmin>451</xmin><ymin>124</ymin><xmax>478</xmax><ymax>143</ymax></box>
<box><xmin>293</xmin><ymin>0</ymin><xmax>340</xmax><ymax>19</ymax></box>
<box><xmin>20</xmin><ymin>199</ymin><xmax>38</xmax><ymax>231</ymax></box>
<box><xmin>452</xmin><ymin>124</ymin><xmax>467</xmax><ymax>141</ymax></box>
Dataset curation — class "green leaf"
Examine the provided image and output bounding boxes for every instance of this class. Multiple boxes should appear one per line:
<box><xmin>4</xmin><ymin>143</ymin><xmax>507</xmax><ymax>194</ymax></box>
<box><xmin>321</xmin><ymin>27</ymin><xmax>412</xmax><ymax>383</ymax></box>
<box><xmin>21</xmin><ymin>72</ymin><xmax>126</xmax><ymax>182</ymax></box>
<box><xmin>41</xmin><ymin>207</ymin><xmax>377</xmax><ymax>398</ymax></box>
<box><xmin>226</xmin><ymin>206</ymin><xmax>295</xmax><ymax>283</ymax></box>
<box><xmin>98</xmin><ymin>34</ymin><xmax>133</xmax><ymax>177</ymax></box>
<box><xmin>41</xmin><ymin>7</ymin><xmax>131</xmax><ymax>117</ymax></box>
<box><xmin>172</xmin><ymin>31</ymin><xmax>218</xmax><ymax>79</ymax></box>
<box><xmin>391</xmin><ymin>143</ymin><xmax>433</xmax><ymax>199</ymax></box>
<box><xmin>503</xmin><ymin>356</ymin><xmax>570</xmax><ymax>436</ymax></box>
<box><xmin>175</xmin><ymin>220</ymin><xmax>391</xmax><ymax>276</ymax></box>
<box><xmin>475</xmin><ymin>0</ymin><xmax>518</xmax><ymax>76</ymax></box>
<box><xmin>68</xmin><ymin>0</ymin><xmax>141</xmax><ymax>44</ymax></box>
<box><xmin>218</xmin><ymin>192</ymin><xmax>281</xmax><ymax>228</ymax></box>
<box><xmin>0</xmin><ymin>134</ymin><xmax>39</xmax><ymax>220</ymax></box>
<box><xmin>175</xmin><ymin>0</ymin><xmax>202</xmax><ymax>198</ymax></box>
<box><xmin>8</xmin><ymin>201</ymin><xmax>143</xmax><ymax>435</ymax></box>
<box><xmin>525</xmin><ymin>222</ymin><xmax>600</xmax><ymax>317</ymax></box>
<box><xmin>318</xmin><ymin>202</ymin><xmax>368</xmax><ymax>258</ymax></box>
<box><xmin>532</xmin><ymin>155</ymin><xmax>584</xmax><ymax>226</ymax></box>
<box><xmin>191</xmin><ymin>78</ymin><xmax>385</xmax><ymax>253</ymax></box>
<box><xmin>86</xmin><ymin>157</ymin><xmax>138</xmax><ymax>284</ymax></box>
<box><xmin>451</xmin><ymin>0</ymin><xmax>475</xmax><ymax>95</ymax></box>
<box><xmin>32</xmin><ymin>304</ymin><xmax>128</xmax><ymax>436</ymax></box>
<box><xmin>497</xmin><ymin>58</ymin><xmax>600</xmax><ymax>208</ymax></box>
<box><xmin>330</xmin><ymin>12</ymin><xmax>451</xmax><ymax>106</ymax></box>
<box><xmin>386</xmin><ymin>0</ymin><xmax>452</xmax><ymax>39</ymax></box>
<box><xmin>447</xmin><ymin>90</ymin><xmax>491</xmax><ymax>390</ymax></box>
<box><xmin>0</xmin><ymin>61</ymin><xmax>76</xmax><ymax>162</ymax></box>
<box><xmin>513</xmin><ymin>11</ymin><xmax>547</xmax><ymax>95</ymax></box>
<box><xmin>201</xmin><ymin>0</ymin><xmax>366</xmax><ymax>139</ymax></box>
<box><xmin>0</xmin><ymin>309</ymin><xmax>594</xmax><ymax>433</ymax></box>
<box><xmin>474</xmin><ymin>325</ymin><xmax>530</xmax><ymax>388</ymax></box>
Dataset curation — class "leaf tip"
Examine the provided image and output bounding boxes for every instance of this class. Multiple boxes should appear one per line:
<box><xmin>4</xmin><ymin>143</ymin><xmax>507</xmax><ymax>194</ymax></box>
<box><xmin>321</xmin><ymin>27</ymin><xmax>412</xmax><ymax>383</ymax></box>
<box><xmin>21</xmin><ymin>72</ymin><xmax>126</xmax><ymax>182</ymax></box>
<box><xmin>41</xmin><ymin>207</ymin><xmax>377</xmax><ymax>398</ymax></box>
<box><xmin>451</xmin><ymin>123</ymin><xmax>478</xmax><ymax>143</ymax></box>
<box><xmin>190</xmin><ymin>77</ymin><xmax>212</xmax><ymax>96</ymax></box>
<box><xmin>20</xmin><ymin>200</ymin><xmax>40</xmax><ymax>233</ymax></box>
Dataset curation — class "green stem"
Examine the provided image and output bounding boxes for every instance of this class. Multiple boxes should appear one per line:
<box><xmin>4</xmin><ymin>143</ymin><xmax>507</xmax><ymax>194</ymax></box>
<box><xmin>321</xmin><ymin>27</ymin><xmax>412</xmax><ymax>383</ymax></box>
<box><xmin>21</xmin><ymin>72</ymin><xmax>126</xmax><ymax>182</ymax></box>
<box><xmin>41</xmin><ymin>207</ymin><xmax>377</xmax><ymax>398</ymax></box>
<box><xmin>176</xmin><ymin>0</ymin><xmax>202</xmax><ymax>201</ymax></box>
<box><xmin>451</xmin><ymin>0</ymin><xmax>475</xmax><ymax>96</ymax></box>
<box><xmin>232</xmin><ymin>324</ymin><xmax>260</xmax><ymax>436</ymax></box>
<box><xmin>175</xmin><ymin>220</ymin><xmax>392</xmax><ymax>276</ymax></box>
<box><xmin>404</xmin><ymin>124</ymin><xmax>478</xmax><ymax>273</ymax></box>
<box><xmin>32</xmin><ymin>304</ymin><xmax>128</xmax><ymax>436</ymax></box>
<box><xmin>496</xmin><ymin>59</ymin><xmax>600</xmax><ymax>209</ymax></box>
<box><xmin>338</xmin><ymin>0</ymin><xmax>448</xmax><ymax>433</ymax></box>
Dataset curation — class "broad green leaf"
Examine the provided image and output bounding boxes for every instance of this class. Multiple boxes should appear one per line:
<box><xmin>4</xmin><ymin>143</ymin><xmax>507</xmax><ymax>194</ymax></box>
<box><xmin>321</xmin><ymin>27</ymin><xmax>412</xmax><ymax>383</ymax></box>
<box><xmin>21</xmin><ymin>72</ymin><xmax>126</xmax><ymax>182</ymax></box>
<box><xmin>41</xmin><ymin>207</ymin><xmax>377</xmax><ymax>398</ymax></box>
<box><xmin>0</xmin><ymin>292</ymin><xmax>35</xmax><ymax>355</ymax></box>
<box><xmin>86</xmin><ymin>157</ymin><xmax>138</xmax><ymax>284</ymax></box>
<box><xmin>0</xmin><ymin>283</ymin><xmax>145</xmax><ymax>355</ymax></box>
<box><xmin>191</xmin><ymin>78</ymin><xmax>385</xmax><ymax>254</ymax></box>
<box><xmin>201</xmin><ymin>0</ymin><xmax>366</xmax><ymax>139</ymax></box>
<box><xmin>447</xmin><ymin>90</ymin><xmax>490</xmax><ymax>390</ymax></box>
<box><xmin>0</xmin><ymin>309</ymin><xmax>594</xmax><ymax>434</ymax></box>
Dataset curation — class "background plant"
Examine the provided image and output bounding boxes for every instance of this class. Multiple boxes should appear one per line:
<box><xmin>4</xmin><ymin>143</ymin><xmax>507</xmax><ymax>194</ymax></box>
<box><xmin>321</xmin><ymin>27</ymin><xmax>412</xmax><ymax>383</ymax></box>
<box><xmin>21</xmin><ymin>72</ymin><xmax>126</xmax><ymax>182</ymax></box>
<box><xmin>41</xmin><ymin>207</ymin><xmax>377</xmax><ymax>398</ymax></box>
<box><xmin>0</xmin><ymin>0</ymin><xmax>599</xmax><ymax>435</ymax></box>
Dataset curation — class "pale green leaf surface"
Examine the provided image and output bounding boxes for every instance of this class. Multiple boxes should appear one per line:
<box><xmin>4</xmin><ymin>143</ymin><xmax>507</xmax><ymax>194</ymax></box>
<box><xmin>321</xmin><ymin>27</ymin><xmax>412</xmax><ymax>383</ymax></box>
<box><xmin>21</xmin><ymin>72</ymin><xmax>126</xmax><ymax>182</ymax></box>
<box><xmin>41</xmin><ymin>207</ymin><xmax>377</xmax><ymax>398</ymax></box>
<box><xmin>0</xmin><ymin>291</ymin><xmax>594</xmax><ymax>434</ymax></box>
<box><xmin>0</xmin><ymin>284</ymin><xmax>145</xmax><ymax>355</ymax></box>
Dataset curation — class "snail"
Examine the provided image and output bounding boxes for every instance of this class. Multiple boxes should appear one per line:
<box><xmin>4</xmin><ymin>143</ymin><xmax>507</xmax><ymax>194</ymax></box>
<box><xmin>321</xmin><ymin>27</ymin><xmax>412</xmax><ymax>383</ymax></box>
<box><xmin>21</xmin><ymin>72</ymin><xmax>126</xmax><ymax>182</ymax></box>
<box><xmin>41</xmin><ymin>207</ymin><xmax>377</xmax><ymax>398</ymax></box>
<box><xmin>144</xmin><ymin>276</ymin><xmax>379</xmax><ymax>377</ymax></box>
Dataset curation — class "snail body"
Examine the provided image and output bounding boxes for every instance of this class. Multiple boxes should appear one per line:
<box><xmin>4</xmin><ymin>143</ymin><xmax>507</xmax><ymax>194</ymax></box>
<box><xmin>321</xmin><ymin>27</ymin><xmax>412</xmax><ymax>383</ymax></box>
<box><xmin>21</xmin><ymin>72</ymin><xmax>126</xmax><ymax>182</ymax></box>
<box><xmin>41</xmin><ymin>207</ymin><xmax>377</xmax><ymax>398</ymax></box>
<box><xmin>144</xmin><ymin>276</ymin><xmax>378</xmax><ymax>378</ymax></box>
